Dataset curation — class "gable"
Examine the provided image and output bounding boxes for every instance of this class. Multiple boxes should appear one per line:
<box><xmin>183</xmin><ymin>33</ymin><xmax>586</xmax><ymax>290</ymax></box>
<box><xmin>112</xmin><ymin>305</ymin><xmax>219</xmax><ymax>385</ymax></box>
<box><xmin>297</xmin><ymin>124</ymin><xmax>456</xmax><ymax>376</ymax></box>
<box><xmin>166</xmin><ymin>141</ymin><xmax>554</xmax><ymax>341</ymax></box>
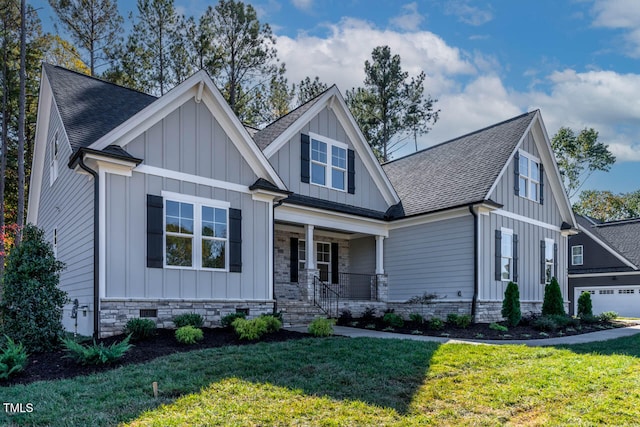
<box><xmin>266</xmin><ymin>105</ymin><xmax>391</xmax><ymax>213</ymax></box>
<box><xmin>569</xmin><ymin>229</ymin><xmax>635</xmax><ymax>272</ymax></box>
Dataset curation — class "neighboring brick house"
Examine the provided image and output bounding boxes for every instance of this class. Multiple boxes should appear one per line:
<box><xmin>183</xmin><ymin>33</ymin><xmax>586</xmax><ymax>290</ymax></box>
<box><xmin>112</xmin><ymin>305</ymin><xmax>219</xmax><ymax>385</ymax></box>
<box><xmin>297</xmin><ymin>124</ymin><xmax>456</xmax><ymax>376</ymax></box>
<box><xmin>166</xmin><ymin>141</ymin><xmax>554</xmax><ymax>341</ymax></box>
<box><xmin>28</xmin><ymin>64</ymin><xmax>577</xmax><ymax>337</ymax></box>
<box><xmin>568</xmin><ymin>215</ymin><xmax>640</xmax><ymax>316</ymax></box>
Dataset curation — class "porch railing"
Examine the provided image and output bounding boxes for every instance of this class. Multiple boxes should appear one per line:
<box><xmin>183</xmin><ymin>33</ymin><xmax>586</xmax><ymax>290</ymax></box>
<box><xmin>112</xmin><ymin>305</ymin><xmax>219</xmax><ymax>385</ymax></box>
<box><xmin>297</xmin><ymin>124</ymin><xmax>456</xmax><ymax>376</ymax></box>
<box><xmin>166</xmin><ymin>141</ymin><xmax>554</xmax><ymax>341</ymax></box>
<box><xmin>313</xmin><ymin>276</ymin><xmax>339</xmax><ymax>317</ymax></box>
<box><xmin>336</xmin><ymin>272</ymin><xmax>378</xmax><ymax>301</ymax></box>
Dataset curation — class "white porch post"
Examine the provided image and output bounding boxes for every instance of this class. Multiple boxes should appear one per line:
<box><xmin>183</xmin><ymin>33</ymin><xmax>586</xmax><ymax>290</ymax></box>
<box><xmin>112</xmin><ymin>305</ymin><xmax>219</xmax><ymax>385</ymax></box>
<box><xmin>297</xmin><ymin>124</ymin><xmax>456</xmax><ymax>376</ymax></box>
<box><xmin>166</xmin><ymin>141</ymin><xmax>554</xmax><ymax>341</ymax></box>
<box><xmin>375</xmin><ymin>235</ymin><xmax>385</xmax><ymax>275</ymax></box>
<box><xmin>305</xmin><ymin>224</ymin><xmax>315</xmax><ymax>270</ymax></box>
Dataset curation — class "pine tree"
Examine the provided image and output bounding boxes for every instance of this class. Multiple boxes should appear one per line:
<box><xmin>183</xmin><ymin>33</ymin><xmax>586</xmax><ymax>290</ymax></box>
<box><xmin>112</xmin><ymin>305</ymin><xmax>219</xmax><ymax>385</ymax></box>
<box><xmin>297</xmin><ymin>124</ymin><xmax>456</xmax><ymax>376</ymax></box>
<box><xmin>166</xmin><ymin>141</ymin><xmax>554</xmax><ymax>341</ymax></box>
<box><xmin>542</xmin><ymin>277</ymin><xmax>565</xmax><ymax>316</ymax></box>
<box><xmin>501</xmin><ymin>281</ymin><xmax>521</xmax><ymax>327</ymax></box>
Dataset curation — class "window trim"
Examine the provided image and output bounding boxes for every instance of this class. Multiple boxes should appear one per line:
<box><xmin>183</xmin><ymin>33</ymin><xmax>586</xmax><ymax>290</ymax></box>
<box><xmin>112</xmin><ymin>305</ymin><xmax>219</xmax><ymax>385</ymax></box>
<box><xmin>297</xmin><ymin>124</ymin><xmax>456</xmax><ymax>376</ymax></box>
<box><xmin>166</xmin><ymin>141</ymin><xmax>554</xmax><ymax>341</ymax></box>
<box><xmin>518</xmin><ymin>150</ymin><xmax>540</xmax><ymax>202</ymax></box>
<box><xmin>50</xmin><ymin>131</ymin><xmax>59</xmax><ymax>186</ymax></box>
<box><xmin>500</xmin><ymin>227</ymin><xmax>514</xmax><ymax>282</ymax></box>
<box><xmin>309</xmin><ymin>132</ymin><xmax>348</xmax><ymax>192</ymax></box>
<box><xmin>544</xmin><ymin>237</ymin><xmax>555</xmax><ymax>284</ymax></box>
<box><xmin>53</xmin><ymin>227</ymin><xmax>58</xmax><ymax>259</ymax></box>
<box><xmin>161</xmin><ymin>191</ymin><xmax>230</xmax><ymax>271</ymax></box>
<box><xmin>571</xmin><ymin>245</ymin><xmax>583</xmax><ymax>266</ymax></box>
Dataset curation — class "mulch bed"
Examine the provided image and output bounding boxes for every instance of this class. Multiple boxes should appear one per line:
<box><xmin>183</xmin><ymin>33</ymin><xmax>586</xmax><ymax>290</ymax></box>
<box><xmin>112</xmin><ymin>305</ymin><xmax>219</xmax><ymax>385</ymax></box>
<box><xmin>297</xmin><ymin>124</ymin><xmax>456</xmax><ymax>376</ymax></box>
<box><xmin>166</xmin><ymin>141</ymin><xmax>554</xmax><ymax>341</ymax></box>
<box><xmin>2</xmin><ymin>328</ymin><xmax>308</xmax><ymax>387</ymax></box>
<box><xmin>341</xmin><ymin>317</ymin><xmax>635</xmax><ymax>341</ymax></box>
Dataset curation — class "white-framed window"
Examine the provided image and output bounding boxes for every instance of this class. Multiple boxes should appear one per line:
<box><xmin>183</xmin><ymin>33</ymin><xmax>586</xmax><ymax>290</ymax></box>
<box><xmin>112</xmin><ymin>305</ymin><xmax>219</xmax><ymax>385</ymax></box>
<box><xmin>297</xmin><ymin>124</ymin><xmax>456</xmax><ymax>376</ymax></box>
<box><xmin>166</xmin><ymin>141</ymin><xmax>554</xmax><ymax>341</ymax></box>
<box><xmin>571</xmin><ymin>245</ymin><xmax>583</xmax><ymax>266</ymax></box>
<box><xmin>297</xmin><ymin>239</ymin><xmax>332</xmax><ymax>282</ymax></box>
<box><xmin>544</xmin><ymin>238</ymin><xmax>555</xmax><ymax>284</ymax></box>
<box><xmin>50</xmin><ymin>131</ymin><xmax>59</xmax><ymax>185</ymax></box>
<box><xmin>309</xmin><ymin>133</ymin><xmax>347</xmax><ymax>191</ymax></box>
<box><xmin>518</xmin><ymin>151</ymin><xmax>540</xmax><ymax>202</ymax></box>
<box><xmin>163</xmin><ymin>193</ymin><xmax>229</xmax><ymax>270</ymax></box>
<box><xmin>500</xmin><ymin>228</ymin><xmax>513</xmax><ymax>281</ymax></box>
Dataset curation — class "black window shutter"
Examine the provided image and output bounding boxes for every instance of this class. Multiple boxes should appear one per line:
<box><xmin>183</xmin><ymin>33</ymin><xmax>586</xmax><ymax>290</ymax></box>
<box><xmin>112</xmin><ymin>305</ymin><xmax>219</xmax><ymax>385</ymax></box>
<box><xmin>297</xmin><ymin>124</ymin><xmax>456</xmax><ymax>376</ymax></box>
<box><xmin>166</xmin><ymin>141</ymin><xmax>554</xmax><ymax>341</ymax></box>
<box><xmin>513</xmin><ymin>234</ymin><xmax>519</xmax><ymax>283</ymax></box>
<box><xmin>331</xmin><ymin>242</ymin><xmax>339</xmax><ymax>284</ymax></box>
<box><xmin>347</xmin><ymin>149</ymin><xmax>355</xmax><ymax>194</ymax></box>
<box><xmin>513</xmin><ymin>151</ymin><xmax>520</xmax><ymax>194</ymax></box>
<box><xmin>229</xmin><ymin>208</ymin><xmax>242</xmax><ymax>272</ymax></box>
<box><xmin>301</xmin><ymin>134</ymin><xmax>310</xmax><ymax>183</ymax></box>
<box><xmin>553</xmin><ymin>243</ymin><xmax>558</xmax><ymax>279</ymax></box>
<box><xmin>494</xmin><ymin>230</ymin><xmax>502</xmax><ymax>281</ymax></box>
<box><xmin>539</xmin><ymin>164</ymin><xmax>545</xmax><ymax>204</ymax></box>
<box><xmin>290</xmin><ymin>237</ymin><xmax>299</xmax><ymax>282</ymax></box>
<box><xmin>147</xmin><ymin>195</ymin><xmax>164</xmax><ymax>268</ymax></box>
<box><xmin>540</xmin><ymin>240</ymin><xmax>546</xmax><ymax>284</ymax></box>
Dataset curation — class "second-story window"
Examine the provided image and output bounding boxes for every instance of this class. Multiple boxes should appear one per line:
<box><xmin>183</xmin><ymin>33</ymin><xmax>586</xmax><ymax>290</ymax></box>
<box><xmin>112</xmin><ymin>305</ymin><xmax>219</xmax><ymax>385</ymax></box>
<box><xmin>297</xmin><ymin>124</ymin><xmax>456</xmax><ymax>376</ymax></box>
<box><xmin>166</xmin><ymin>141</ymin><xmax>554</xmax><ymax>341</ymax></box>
<box><xmin>310</xmin><ymin>133</ymin><xmax>348</xmax><ymax>191</ymax></box>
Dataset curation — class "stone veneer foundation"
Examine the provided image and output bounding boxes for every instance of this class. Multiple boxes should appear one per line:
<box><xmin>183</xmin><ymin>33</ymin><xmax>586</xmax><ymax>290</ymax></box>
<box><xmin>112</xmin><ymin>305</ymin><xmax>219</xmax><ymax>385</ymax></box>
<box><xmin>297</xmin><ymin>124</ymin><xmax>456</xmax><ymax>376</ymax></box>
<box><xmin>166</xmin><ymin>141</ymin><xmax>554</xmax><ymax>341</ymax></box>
<box><xmin>99</xmin><ymin>299</ymin><xmax>275</xmax><ymax>338</ymax></box>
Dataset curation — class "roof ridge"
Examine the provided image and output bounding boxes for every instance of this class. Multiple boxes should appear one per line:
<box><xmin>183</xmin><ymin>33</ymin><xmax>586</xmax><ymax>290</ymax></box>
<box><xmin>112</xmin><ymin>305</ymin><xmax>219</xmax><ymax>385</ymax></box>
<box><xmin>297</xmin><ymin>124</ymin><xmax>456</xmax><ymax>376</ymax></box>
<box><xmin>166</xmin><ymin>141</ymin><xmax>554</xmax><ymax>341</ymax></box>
<box><xmin>43</xmin><ymin>63</ymin><xmax>157</xmax><ymax>100</ymax></box>
<box><xmin>596</xmin><ymin>217</ymin><xmax>640</xmax><ymax>227</ymax></box>
<box><xmin>382</xmin><ymin>110</ymin><xmax>538</xmax><ymax>166</ymax></box>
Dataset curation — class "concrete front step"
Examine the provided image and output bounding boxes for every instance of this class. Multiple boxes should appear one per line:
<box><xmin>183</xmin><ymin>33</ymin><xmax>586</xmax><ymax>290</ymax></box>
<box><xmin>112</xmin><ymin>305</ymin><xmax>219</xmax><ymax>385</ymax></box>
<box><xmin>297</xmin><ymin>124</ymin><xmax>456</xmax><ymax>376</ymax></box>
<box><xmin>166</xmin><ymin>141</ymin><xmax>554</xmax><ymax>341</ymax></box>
<box><xmin>277</xmin><ymin>300</ymin><xmax>328</xmax><ymax>326</ymax></box>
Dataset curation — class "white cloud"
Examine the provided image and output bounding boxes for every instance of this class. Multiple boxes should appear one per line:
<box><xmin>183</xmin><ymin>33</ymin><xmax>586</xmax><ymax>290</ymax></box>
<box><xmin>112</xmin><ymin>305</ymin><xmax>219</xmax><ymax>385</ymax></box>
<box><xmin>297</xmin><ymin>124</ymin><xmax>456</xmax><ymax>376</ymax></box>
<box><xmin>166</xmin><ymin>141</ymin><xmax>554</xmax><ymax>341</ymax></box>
<box><xmin>591</xmin><ymin>0</ymin><xmax>640</xmax><ymax>57</ymax></box>
<box><xmin>291</xmin><ymin>0</ymin><xmax>313</xmax><ymax>12</ymax></box>
<box><xmin>444</xmin><ymin>1</ymin><xmax>493</xmax><ymax>26</ymax></box>
<box><xmin>390</xmin><ymin>2</ymin><xmax>425</xmax><ymax>31</ymax></box>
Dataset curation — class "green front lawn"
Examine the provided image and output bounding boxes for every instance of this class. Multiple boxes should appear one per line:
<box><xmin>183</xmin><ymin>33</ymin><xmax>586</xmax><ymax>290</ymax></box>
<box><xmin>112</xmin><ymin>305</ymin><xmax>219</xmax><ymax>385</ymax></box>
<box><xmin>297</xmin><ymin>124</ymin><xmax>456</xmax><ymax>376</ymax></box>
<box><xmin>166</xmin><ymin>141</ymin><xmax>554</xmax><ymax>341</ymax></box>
<box><xmin>2</xmin><ymin>335</ymin><xmax>640</xmax><ymax>426</ymax></box>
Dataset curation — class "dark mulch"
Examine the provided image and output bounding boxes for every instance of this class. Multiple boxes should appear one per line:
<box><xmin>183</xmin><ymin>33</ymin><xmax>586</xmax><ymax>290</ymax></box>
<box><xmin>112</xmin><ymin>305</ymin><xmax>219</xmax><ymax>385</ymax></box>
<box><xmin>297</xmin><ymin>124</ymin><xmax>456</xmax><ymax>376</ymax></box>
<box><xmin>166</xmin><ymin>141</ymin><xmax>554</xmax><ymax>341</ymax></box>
<box><xmin>2</xmin><ymin>328</ymin><xmax>308</xmax><ymax>387</ymax></box>
<box><xmin>341</xmin><ymin>317</ymin><xmax>635</xmax><ymax>341</ymax></box>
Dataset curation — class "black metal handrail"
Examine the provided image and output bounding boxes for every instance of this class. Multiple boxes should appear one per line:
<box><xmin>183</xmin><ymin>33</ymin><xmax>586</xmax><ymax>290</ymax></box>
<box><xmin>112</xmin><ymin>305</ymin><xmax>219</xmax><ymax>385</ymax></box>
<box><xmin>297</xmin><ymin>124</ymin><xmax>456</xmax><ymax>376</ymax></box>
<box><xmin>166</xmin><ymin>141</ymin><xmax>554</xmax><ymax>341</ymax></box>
<box><xmin>313</xmin><ymin>276</ymin><xmax>339</xmax><ymax>317</ymax></box>
<box><xmin>336</xmin><ymin>272</ymin><xmax>378</xmax><ymax>301</ymax></box>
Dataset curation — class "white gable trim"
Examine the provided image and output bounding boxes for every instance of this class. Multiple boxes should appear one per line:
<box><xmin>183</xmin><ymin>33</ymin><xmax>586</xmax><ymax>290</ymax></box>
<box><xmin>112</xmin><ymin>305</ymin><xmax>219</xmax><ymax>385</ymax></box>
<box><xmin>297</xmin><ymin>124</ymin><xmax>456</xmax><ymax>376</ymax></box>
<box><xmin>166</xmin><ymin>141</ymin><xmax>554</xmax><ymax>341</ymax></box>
<box><xmin>262</xmin><ymin>87</ymin><xmax>400</xmax><ymax>206</ymax></box>
<box><xmin>577</xmin><ymin>223</ymin><xmax>638</xmax><ymax>270</ymax></box>
<box><xmin>87</xmin><ymin>70</ymin><xmax>286</xmax><ymax>190</ymax></box>
<box><xmin>486</xmin><ymin>111</ymin><xmax>576</xmax><ymax>227</ymax></box>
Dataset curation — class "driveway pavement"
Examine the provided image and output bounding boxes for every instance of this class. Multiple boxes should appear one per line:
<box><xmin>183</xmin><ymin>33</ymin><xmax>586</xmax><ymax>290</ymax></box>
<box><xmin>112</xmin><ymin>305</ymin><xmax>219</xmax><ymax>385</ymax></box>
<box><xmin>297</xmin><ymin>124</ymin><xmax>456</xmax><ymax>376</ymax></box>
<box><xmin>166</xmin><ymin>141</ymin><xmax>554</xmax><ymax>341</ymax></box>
<box><xmin>287</xmin><ymin>324</ymin><xmax>640</xmax><ymax>346</ymax></box>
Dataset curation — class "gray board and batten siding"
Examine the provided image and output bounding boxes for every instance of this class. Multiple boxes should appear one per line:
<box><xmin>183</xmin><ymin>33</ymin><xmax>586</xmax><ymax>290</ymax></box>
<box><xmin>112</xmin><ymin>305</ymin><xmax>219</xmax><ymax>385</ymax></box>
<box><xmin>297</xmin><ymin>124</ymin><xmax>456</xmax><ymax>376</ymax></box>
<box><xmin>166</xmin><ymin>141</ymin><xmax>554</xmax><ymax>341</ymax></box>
<box><xmin>266</xmin><ymin>106</ymin><xmax>390</xmax><ymax>213</ymax></box>
<box><xmin>384</xmin><ymin>216</ymin><xmax>475</xmax><ymax>302</ymax></box>
<box><xmin>38</xmin><ymin>98</ymin><xmax>95</xmax><ymax>336</ymax></box>
<box><xmin>106</xmin><ymin>98</ymin><xmax>272</xmax><ymax>301</ymax></box>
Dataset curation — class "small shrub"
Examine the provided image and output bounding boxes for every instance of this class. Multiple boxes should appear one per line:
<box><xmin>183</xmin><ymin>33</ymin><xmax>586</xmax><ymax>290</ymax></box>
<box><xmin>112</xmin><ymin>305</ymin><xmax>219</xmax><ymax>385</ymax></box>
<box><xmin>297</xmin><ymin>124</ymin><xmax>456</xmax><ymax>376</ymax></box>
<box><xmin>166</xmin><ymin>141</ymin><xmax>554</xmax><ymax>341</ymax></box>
<box><xmin>383</xmin><ymin>312</ymin><xmax>404</xmax><ymax>328</ymax></box>
<box><xmin>361</xmin><ymin>307</ymin><xmax>377</xmax><ymax>323</ymax></box>
<box><xmin>382</xmin><ymin>326</ymin><xmax>395</xmax><ymax>332</ymax></box>
<box><xmin>175</xmin><ymin>326</ymin><xmax>204</xmax><ymax>345</ymax></box>
<box><xmin>0</xmin><ymin>225</ymin><xmax>68</xmax><ymax>353</ymax></box>
<box><xmin>260</xmin><ymin>314</ymin><xmax>282</xmax><ymax>333</ymax></box>
<box><xmin>337</xmin><ymin>309</ymin><xmax>353</xmax><ymax>326</ymax></box>
<box><xmin>542</xmin><ymin>277</ymin><xmax>566</xmax><ymax>316</ymax></box>
<box><xmin>348</xmin><ymin>321</ymin><xmax>359</xmax><ymax>327</ymax></box>
<box><xmin>173</xmin><ymin>313</ymin><xmax>204</xmax><ymax>328</ymax></box>
<box><xmin>502</xmin><ymin>281</ymin><xmax>521</xmax><ymax>327</ymax></box>
<box><xmin>411</xmin><ymin>330</ymin><xmax>423</xmax><ymax>335</ymax></box>
<box><xmin>546</xmin><ymin>314</ymin><xmax>579</xmax><ymax>328</ymax></box>
<box><xmin>577</xmin><ymin>291</ymin><xmax>593</xmax><ymax>318</ymax></box>
<box><xmin>428</xmin><ymin>317</ymin><xmax>444</xmax><ymax>330</ymax></box>
<box><xmin>364</xmin><ymin>323</ymin><xmax>377</xmax><ymax>330</ymax></box>
<box><xmin>308</xmin><ymin>317</ymin><xmax>334</xmax><ymax>337</ymax></box>
<box><xmin>63</xmin><ymin>335</ymin><xmax>132</xmax><ymax>365</ymax></box>
<box><xmin>599</xmin><ymin>311</ymin><xmax>619</xmax><ymax>321</ymax></box>
<box><xmin>124</xmin><ymin>318</ymin><xmax>156</xmax><ymax>341</ymax></box>
<box><xmin>580</xmin><ymin>314</ymin><xmax>600</xmax><ymax>324</ymax></box>
<box><xmin>489</xmin><ymin>323</ymin><xmax>508</xmax><ymax>332</ymax></box>
<box><xmin>447</xmin><ymin>313</ymin><xmax>472</xmax><ymax>329</ymax></box>
<box><xmin>532</xmin><ymin>315</ymin><xmax>559</xmax><ymax>332</ymax></box>
<box><xmin>221</xmin><ymin>312</ymin><xmax>246</xmax><ymax>328</ymax></box>
<box><xmin>0</xmin><ymin>336</ymin><xmax>29</xmax><ymax>380</ymax></box>
<box><xmin>409</xmin><ymin>313</ymin><xmax>424</xmax><ymax>324</ymax></box>
<box><xmin>232</xmin><ymin>317</ymin><xmax>271</xmax><ymax>340</ymax></box>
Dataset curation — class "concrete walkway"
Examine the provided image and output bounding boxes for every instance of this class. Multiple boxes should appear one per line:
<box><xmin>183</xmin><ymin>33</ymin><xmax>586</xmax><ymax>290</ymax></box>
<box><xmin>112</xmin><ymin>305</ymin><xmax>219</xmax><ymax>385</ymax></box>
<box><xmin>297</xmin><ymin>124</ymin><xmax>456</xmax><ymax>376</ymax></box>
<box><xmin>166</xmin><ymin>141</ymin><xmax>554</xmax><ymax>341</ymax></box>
<box><xmin>288</xmin><ymin>324</ymin><xmax>640</xmax><ymax>346</ymax></box>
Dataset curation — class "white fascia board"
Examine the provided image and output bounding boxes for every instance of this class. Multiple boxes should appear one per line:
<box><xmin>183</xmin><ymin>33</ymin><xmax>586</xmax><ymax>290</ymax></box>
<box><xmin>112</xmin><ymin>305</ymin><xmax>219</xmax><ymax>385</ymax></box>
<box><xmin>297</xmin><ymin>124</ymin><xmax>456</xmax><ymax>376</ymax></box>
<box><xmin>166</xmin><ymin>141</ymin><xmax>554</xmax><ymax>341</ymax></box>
<box><xmin>27</xmin><ymin>67</ymin><xmax>52</xmax><ymax>224</ymax></box>
<box><xmin>76</xmin><ymin>152</ymin><xmax>139</xmax><ymax>177</ymax></box>
<box><xmin>577</xmin><ymin>224</ymin><xmax>638</xmax><ymax>270</ymax></box>
<box><xmin>388</xmin><ymin>207</ymin><xmax>471</xmax><ymax>230</ymax></box>
<box><xmin>492</xmin><ymin>209</ymin><xmax>561</xmax><ymax>232</ymax></box>
<box><xmin>570</xmin><ymin>272</ymin><xmax>640</xmax><ymax>278</ymax></box>
<box><xmin>134</xmin><ymin>165</ymin><xmax>251</xmax><ymax>194</ymax></box>
<box><xmin>275</xmin><ymin>204</ymin><xmax>388</xmax><ymax>237</ymax></box>
<box><xmin>275</xmin><ymin>223</ymin><xmax>361</xmax><ymax>240</ymax></box>
<box><xmin>88</xmin><ymin>70</ymin><xmax>286</xmax><ymax>190</ymax></box>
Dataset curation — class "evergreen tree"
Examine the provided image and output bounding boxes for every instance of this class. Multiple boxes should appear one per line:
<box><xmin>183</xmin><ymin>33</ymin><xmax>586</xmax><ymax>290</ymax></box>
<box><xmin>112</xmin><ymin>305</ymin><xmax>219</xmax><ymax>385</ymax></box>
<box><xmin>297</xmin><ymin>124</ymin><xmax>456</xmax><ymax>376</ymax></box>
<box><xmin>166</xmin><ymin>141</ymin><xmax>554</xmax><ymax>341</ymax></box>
<box><xmin>541</xmin><ymin>277</ymin><xmax>565</xmax><ymax>316</ymax></box>
<box><xmin>48</xmin><ymin>0</ymin><xmax>123</xmax><ymax>76</ymax></box>
<box><xmin>501</xmin><ymin>281</ymin><xmax>521</xmax><ymax>327</ymax></box>
<box><xmin>577</xmin><ymin>291</ymin><xmax>593</xmax><ymax>318</ymax></box>
<box><xmin>346</xmin><ymin>45</ymin><xmax>438</xmax><ymax>162</ymax></box>
<box><xmin>295</xmin><ymin>76</ymin><xmax>328</xmax><ymax>106</ymax></box>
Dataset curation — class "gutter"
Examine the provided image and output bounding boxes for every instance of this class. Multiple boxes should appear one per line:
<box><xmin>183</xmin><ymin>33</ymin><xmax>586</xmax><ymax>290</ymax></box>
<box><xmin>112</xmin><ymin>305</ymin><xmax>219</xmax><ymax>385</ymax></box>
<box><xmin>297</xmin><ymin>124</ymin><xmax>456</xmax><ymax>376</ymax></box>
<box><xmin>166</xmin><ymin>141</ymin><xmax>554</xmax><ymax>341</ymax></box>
<box><xmin>74</xmin><ymin>154</ymin><xmax>100</xmax><ymax>339</ymax></box>
<box><xmin>469</xmin><ymin>205</ymin><xmax>479</xmax><ymax>317</ymax></box>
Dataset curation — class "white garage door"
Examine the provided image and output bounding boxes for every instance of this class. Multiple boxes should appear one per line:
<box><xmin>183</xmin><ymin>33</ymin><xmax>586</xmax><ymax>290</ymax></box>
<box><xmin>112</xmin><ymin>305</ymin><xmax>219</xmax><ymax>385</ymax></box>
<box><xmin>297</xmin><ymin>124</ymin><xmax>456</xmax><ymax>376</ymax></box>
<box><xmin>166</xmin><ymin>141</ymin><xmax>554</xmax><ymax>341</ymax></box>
<box><xmin>575</xmin><ymin>286</ymin><xmax>640</xmax><ymax>317</ymax></box>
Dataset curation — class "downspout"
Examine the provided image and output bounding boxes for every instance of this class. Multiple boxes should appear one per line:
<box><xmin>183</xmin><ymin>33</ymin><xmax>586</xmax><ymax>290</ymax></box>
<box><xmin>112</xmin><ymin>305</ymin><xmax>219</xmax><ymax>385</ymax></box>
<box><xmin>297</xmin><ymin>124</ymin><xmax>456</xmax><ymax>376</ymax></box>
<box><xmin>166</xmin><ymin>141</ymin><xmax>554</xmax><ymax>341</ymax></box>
<box><xmin>76</xmin><ymin>154</ymin><xmax>100</xmax><ymax>339</ymax></box>
<box><xmin>469</xmin><ymin>205</ymin><xmax>479</xmax><ymax>317</ymax></box>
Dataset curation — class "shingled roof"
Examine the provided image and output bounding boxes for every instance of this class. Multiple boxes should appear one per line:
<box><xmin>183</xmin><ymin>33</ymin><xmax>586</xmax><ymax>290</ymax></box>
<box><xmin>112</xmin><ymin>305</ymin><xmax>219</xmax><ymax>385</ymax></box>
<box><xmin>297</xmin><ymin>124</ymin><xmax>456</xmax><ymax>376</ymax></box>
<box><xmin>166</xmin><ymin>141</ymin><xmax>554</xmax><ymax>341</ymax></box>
<box><xmin>44</xmin><ymin>63</ymin><xmax>156</xmax><ymax>153</ymax></box>
<box><xmin>382</xmin><ymin>111</ymin><xmax>538</xmax><ymax>217</ymax></box>
<box><xmin>253</xmin><ymin>86</ymin><xmax>332</xmax><ymax>151</ymax></box>
<box><xmin>577</xmin><ymin>215</ymin><xmax>640</xmax><ymax>268</ymax></box>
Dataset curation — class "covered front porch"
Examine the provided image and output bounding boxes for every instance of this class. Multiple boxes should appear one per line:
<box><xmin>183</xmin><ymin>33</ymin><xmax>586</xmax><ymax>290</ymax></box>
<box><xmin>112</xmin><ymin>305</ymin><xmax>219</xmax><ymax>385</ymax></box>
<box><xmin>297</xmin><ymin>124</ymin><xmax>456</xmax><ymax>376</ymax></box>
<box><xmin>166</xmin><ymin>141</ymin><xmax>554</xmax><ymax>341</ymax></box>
<box><xmin>273</xmin><ymin>202</ymin><xmax>389</xmax><ymax>318</ymax></box>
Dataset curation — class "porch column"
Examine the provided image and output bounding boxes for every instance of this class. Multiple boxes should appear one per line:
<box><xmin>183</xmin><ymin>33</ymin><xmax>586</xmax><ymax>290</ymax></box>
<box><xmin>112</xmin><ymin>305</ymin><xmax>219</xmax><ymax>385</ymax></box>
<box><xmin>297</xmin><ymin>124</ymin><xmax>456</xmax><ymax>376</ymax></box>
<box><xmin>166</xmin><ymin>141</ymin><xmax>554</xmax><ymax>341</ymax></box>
<box><xmin>375</xmin><ymin>235</ymin><xmax>385</xmax><ymax>275</ymax></box>
<box><xmin>305</xmin><ymin>224</ymin><xmax>315</xmax><ymax>269</ymax></box>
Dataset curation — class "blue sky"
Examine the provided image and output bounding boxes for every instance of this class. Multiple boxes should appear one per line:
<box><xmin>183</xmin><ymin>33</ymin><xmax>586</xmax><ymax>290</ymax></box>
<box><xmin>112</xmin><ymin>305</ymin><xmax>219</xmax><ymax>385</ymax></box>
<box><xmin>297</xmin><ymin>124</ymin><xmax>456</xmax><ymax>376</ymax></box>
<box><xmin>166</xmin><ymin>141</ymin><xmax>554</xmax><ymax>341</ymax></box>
<box><xmin>33</xmin><ymin>0</ymin><xmax>640</xmax><ymax>196</ymax></box>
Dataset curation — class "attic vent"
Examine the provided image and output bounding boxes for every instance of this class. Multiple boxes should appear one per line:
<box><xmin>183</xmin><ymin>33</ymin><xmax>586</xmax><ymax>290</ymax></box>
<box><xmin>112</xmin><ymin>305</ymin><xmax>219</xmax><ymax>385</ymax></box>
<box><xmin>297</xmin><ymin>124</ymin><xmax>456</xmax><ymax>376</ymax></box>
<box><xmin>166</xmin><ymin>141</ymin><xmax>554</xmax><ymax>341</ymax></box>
<box><xmin>140</xmin><ymin>309</ymin><xmax>158</xmax><ymax>318</ymax></box>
